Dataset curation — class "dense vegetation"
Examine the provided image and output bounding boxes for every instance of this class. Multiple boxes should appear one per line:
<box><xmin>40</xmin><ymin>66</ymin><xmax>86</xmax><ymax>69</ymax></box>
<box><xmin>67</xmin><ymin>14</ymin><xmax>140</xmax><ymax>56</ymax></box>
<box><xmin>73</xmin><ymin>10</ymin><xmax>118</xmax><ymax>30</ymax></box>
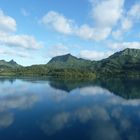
<box><xmin>1</xmin><ymin>48</ymin><xmax>140</xmax><ymax>79</ymax></box>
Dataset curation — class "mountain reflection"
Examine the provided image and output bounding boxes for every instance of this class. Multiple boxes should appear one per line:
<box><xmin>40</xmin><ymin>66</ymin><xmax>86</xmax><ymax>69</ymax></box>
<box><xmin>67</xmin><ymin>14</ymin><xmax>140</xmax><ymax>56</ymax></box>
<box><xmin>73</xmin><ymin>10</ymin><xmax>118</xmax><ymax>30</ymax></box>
<box><xmin>49</xmin><ymin>78</ymin><xmax>140</xmax><ymax>99</ymax></box>
<box><xmin>0</xmin><ymin>78</ymin><xmax>140</xmax><ymax>140</ymax></box>
<box><xmin>40</xmin><ymin>88</ymin><xmax>140</xmax><ymax>140</ymax></box>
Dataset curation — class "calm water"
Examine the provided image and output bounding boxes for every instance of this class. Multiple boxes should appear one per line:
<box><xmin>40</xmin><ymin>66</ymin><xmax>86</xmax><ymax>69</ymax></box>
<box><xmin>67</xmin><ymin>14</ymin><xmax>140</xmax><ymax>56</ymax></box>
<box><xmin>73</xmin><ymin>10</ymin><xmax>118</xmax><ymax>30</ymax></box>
<box><xmin>0</xmin><ymin>77</ymin><xmax>140</xmax><ymax>140</ymax></box>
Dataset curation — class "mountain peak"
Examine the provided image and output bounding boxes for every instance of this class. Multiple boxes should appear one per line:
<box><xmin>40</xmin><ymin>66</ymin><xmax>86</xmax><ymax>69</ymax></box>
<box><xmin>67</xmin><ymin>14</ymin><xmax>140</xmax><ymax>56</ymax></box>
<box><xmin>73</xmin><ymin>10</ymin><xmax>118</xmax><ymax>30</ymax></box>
<box><xmin>48</xmin><ymin>53</ymin><xmax>77</xmax><ymax>64</ymax></box>
<box><xmin>59</xmin><ymin>53</ymin><xmax>74</xmax><ymax>58</ymax></box>
<box><xmin>119</xmin><ymin>48</ymin><xmax>140</xmax><ymax>57</ymax></box>
<box><xmin>108</xmin><ymin>48</ymin><xmax>140</xmax><ymax>59</ymax></box>
<box><xmin>9</xmin><ymin>59</ymin><xmax>17</xmax><ymax>64</ymax></box>
<box><xmin>65</xmin><ymin>53</ymin><xmax>72</xmax><ymax>56</ymax></box>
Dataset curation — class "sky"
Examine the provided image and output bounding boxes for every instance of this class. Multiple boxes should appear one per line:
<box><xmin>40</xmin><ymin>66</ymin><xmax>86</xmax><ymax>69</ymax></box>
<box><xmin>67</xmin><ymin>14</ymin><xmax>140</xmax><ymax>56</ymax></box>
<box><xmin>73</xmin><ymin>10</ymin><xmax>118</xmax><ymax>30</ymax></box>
<box><xmin>0</xmin><ymin>0</ymin><xmax>140</xmax><ymax>66</ymax></box>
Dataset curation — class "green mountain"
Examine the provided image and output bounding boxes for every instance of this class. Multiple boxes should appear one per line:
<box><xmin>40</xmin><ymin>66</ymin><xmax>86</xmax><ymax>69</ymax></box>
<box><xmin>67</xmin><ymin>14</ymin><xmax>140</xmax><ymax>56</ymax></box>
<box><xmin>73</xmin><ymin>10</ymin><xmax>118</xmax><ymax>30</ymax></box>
<box><xmin>47</xmin><ymin>53</ymin><xmax>92</xmax><ymax>70</ymax></box>
<box><xmin>94</xmin><ymin>48</ymin><xmax>140</xmax><ymax>77</ymax></box>
<box><xmin>1</xmin><ymin>48</ymin><xmax>140</xmax><ymax>79</ymax></box>
<box><xmin>45</xmin><ymin>54</ymin><xmax>96</xmax><ymax>79</ymax></box>
<box><xmin>0</xmin><ymin>59</ymin><xmax>21</xmax><ymax>70</ymax></box>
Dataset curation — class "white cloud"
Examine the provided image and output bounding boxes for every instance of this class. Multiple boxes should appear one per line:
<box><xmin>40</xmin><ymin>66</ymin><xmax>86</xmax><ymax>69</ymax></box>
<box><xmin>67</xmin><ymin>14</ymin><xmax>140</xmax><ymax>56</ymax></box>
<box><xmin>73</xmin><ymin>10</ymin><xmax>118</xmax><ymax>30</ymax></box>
<box><xmin>0</xmin><ymin>34</ymin><xmax>43</xmax><ymax>49</ymax></box>
<box><xmin>47</xmin><ymin>43</ymin><xmax>69</xmax><ymax>58</ymax></box>
<box><xmin>41</xmin><ymin>0</ymin><xmax>124</xmax><ymax>41</ymax></box>
<box><xmin>80</xmin><ymin>50</ymin><xmax>113</xmax><ymax>60</ymax></box>
<box><xmin>0</xmin><ymin>10</ymin><xmax>16</xmax><ymax>33</ymax></box>
<box><xmin>90</xmin><ymin>0</ymin><xmax>124</xmax><ymax>40</ymax></box>
<box><xmin>76</xmin><ymin>24</ymin><xmax>94</xmax><ymax>40</ymax></box>
<box><xmin>0</xmin><ymin>9</ymin><xmax>43</xmax><ymax>56</ymax></box>
<box><xmin>41</xmin><ymin>11</ymin><xmax>112</xmax><ymax>41</ymax></box>
<box><xmin>121</xmin><ymin>18</ymin><xmax>132</xmax><ymax>31</ymax></box>
<box><xmin>108</xmin><ymin>42</ymin><xmax>140</xmax><ymax>50</ymax></box>
<box><xmin>113</xmin><ymin>2</ymin><xmax>140</xmax><ymax>39</ymax></box>
<box><xmin>128</xmin><ymin>3</ymin><xmax>140</xmax><ymax>19</ymax></box>
<box><xmin>41</xmin><ymin>11</ymin><xmax>74</xmax><ymax>34</ymax></box>
<box><xmin>76</xmin><ymin>25</ymin><xmax>111</xmax><ymax>41</ymax></box>
<box><xmin>90</xmin><ymin>0</ymin><xmax>124</xmax><ymax>28</ymax></box>
<box><xmin>0</xmin><ymin>47</ymin><xmax>31</xmax><ymax>58</ymax></box>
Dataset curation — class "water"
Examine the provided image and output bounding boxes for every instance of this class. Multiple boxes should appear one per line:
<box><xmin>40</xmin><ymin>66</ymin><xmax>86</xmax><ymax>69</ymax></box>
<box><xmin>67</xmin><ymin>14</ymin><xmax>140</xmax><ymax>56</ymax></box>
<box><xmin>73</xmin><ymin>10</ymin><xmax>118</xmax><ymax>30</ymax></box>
<box><xmin>0</xmin><ymin>77</ymin><xmax>140</xmax><ymax>140</ymax></box>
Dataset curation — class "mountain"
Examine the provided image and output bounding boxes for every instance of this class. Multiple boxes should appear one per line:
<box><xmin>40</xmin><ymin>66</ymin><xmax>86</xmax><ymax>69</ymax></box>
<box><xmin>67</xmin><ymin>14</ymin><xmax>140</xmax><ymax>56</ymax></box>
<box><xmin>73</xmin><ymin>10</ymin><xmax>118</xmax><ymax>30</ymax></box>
<box><xmin>94</xmin><ymin>48</ymin><xmax>140</xmax><ymax>77</ymax></box>
<box><xmin>1</xmin><ymin>48</ymin><xmax>140</xmax><ymax>79</ymax></box>
<box><xmin>47</xmin><ymin>48</ymin><xmax>140</xmax><ymax>76</ymax></box>
<box><xmin>48</xmin><ymin>53</ymin><xmax>75</xmax><ymax>63</ymax></box>
<box><xmin>0</xmin><ymin>59</ymin><xmax>21</xmax><ymax>70</ymax></box>
<box><xmin>47</xmin><ymin>53</ymin><xmax>92</xmax><ymax>70</ymax></box>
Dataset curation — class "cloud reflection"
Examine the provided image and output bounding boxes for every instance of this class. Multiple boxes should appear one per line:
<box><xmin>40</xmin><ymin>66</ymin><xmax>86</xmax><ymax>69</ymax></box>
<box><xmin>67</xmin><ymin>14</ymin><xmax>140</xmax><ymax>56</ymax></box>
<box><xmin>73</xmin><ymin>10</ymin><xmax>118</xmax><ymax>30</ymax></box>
<box><xmin>40</xmin><ymin>85</ymin><xmax>140</xmax><ymax>140</ymax></box>
<box><xmin>0</xmin><ymin>113</ymin><xmax>14</xmax><ymax>128</ymax></box>
<box><xmin>0</xmin><ymin>78</ymin><xmax>140</xmax><ymax>140</ymax></box>
<box><xmin>0</xmin><ymin>80</ymin><xmax>40</xmax><ymax>129</ymax></box>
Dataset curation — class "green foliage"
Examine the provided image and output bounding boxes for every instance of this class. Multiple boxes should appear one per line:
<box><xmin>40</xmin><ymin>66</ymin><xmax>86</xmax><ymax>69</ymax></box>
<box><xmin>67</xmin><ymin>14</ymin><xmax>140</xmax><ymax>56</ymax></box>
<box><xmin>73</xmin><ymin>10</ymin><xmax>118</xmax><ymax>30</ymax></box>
<box><xmin>94</xmin><ymin>48</ymin><xmax>140</xmax><ymax>78</ymax></box>
<box><xmin>47</xmin><ymin>53</ymin><xmax>93</xmax><ymax>70</ymax></box>
<box><xmin>0</xmin><ymin>59</ymin><xmax>21</xmax><ymax>69</ymax></box>
<box><xmin>47</xmin><ymin>68</ymin><xmax>96</xmax><ymax>79</ymax></box>
<box><xmin>14</xmin><ymin>65</ymin><xmax>49</xmax><ymax>76</ymax></box>
<box><xmin>0</xmin><ymin>48</ymin><xmax>140</xmax><ymax>79</ymax></box>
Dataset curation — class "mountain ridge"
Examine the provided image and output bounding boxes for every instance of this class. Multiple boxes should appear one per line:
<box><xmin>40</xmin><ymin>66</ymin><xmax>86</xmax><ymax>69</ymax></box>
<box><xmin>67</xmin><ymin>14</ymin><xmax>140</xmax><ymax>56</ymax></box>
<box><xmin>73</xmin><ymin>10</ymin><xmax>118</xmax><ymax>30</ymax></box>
<box><xmin>47</xmin><ymin>53</ymin><xmax>92</xmax><ymax>69</ymax></box>
<box><xmin>1</xmin><ymin>48</ymin><xmax>140</xmax><ymax>79</ymax></box>
<box><xmin>0</xmin><ymin>59</ymin><xmax>21</xmax><ymax>70</ymax></box>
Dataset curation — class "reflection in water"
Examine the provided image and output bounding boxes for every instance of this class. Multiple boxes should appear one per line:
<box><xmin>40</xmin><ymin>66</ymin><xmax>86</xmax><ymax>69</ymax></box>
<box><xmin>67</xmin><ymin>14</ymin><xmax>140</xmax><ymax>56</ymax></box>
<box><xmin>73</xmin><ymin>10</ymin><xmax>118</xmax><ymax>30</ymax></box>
<box><xmin>49</xmin><ymin>78</ymin><xmax>140</xmax><ymax>99</ymax></box>
<box><xmin>0</xmin><ymin>113</ymin><xmax>14</xmax><ymax>128</ymax></box>
<box><xmin>0</xmin><ymin>78</ymin><xmax>140</xmax><ymax>140</ymax></box>
<box><xmin>0</xmin><ymin>77</ymin><xmax>16</xmax><ymax>84</ymax></box>
<box><xmin>0</xmin><ymin>79</ymin><xmax>39</xmax><ymax>130</ymax></box>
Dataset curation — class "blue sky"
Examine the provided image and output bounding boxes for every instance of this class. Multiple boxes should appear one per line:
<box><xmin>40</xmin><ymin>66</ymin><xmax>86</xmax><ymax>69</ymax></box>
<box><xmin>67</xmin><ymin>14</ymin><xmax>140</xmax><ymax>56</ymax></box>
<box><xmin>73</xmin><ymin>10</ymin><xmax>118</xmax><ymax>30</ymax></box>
<box><xmin>0</xmin><ymin>0</ymin><xmax>140</xmax><ymax>65</ymax></box>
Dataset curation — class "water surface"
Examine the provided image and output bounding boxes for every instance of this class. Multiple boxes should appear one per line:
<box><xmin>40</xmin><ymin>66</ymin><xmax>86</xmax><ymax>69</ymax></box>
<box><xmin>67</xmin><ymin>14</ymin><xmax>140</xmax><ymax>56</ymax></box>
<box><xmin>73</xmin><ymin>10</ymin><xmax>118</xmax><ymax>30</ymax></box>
<box><xmin>0</xmin><ymin>77</ymin><xmax>140</xmax><ymax>140</ymax></box>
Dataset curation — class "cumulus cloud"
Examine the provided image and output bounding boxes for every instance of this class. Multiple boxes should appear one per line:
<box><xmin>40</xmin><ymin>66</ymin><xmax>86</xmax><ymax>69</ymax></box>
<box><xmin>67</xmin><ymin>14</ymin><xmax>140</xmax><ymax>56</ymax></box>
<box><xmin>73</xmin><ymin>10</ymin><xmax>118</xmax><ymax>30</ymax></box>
<box><xmin>0</xmin><ymin>9</ymin><xmax>43</xmax><ymax>54</ymax></box>
<box><xmin>0</xmin><ymin>34</ymin><xmax>43</xmax><ymax>49</ymax></box>
<box><xmin>80</xmin><ymin>50</ymin><xmax>114</xmax><ymax>60</ymax></box>
<box><xmin>113</xmin><ymin>2</ymin><xmax>140</xmax><ymax>39</ymax></box>
<box><xmin>41</xmin><ymin>0</ymin><xmax>124</xmax><ymax>41</ymax></box>
<box><xmin>76</xmin><ymin>25</ymin><xmax>111</xmax><ymax>41</ymax></box>
<box><xmin>108</xmin><ymin>41</ymin><xmax>140</xmax><ymax>50</ymax></box>
<box><xmin>41</xmin><ymin>11</ymin><xmax>74</xmax><ymax>34</ymax></box>
<box><xmin>0</xmin><ymin>10</ymin><xmax>16</xmax><ymax>33</ymax></box>
<box><xmin>90</xmin><ymin>0</ymin><xmax>124</xmax><ymax>28</ymax></box>
<box><xmin>40</xmin><ymin>11</ymin><xmax>112</xmax><ymax>41</ymax></box>
<box><xmin>0</xmin><ymin>48</ymin><xmax>31</xmax><ymax>58</ymax></box>
<box><xmin>80</xmin><ymin>0</ymin><xmax>124</xmax><ymax>40</ymax></box>
<box><xmin>40</xmin><ymin>11</ymin><xmax>113</xmax><ymax>41</ymax></box>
